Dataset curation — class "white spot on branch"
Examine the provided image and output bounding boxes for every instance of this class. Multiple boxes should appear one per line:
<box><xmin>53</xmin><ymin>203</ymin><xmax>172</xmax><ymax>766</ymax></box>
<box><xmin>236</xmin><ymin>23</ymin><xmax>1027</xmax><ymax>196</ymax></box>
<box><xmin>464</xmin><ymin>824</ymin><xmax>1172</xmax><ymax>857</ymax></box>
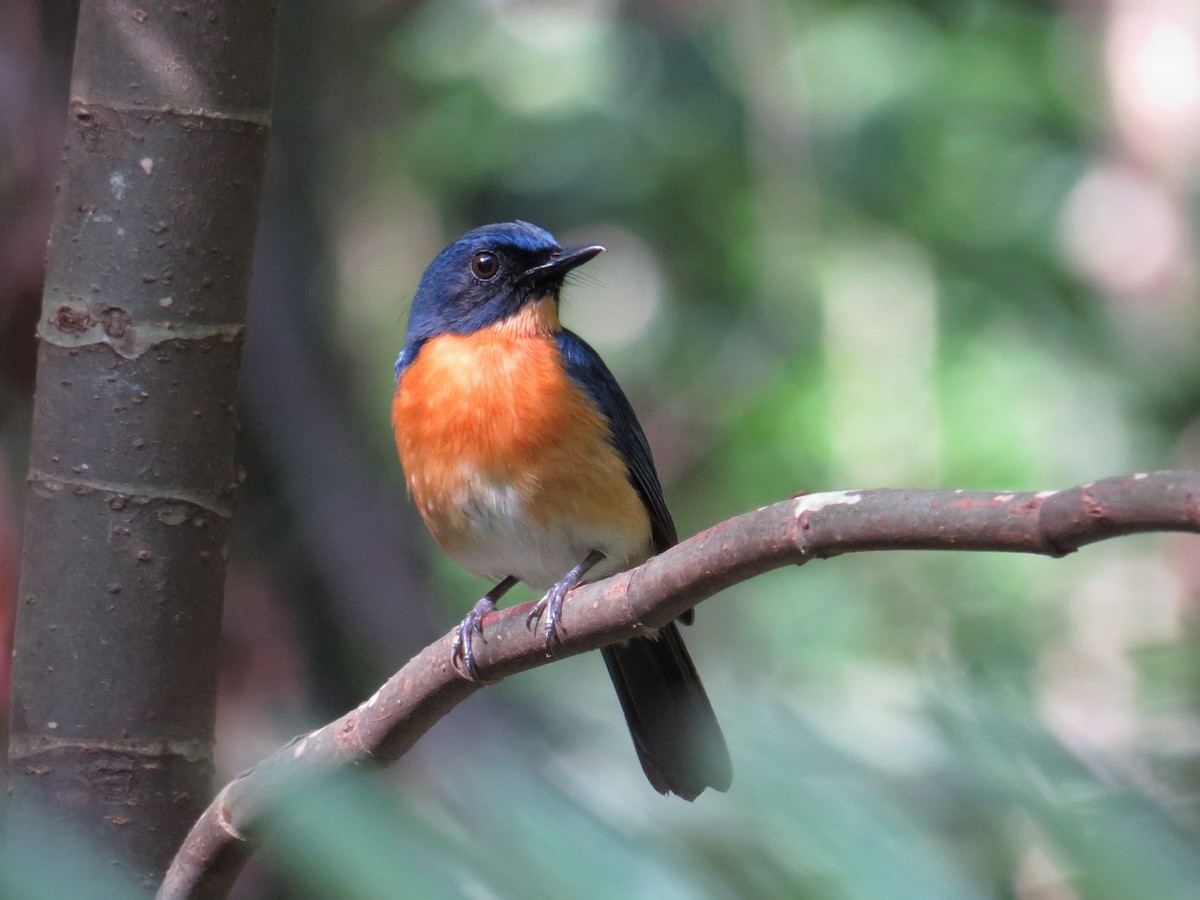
<box><xmin>140</xmin><ymin>158</ymin><xmax>153</xmax><ymax>175</ymax></box>
<box><xmin>109</xmin><ymin>172</ymin><xmax>127</xmax><ymax>200</ymax></box>
<box><xmin>794</xmin><ymin>491</ymin><xmax>863</xmax><ymax>517</ymax></box>
<box><xmin>156</xmin><ymin>504</ymin><xmax>192</xmax><ymax>526</ymax></box>
<box><xmin>214</xmin><ymin>785</ymin><xmax>250</xmax><ymax>842</ymax></box>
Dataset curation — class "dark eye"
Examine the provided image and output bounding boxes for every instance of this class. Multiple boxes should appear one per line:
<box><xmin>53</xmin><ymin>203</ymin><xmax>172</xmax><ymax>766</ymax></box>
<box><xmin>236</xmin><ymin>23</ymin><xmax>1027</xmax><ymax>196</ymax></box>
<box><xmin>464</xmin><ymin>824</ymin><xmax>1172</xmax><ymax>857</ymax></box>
<box><xmin>470</xmin><ymin>251</ymin><xmax>500</xmax><ymax>280</ymax></box>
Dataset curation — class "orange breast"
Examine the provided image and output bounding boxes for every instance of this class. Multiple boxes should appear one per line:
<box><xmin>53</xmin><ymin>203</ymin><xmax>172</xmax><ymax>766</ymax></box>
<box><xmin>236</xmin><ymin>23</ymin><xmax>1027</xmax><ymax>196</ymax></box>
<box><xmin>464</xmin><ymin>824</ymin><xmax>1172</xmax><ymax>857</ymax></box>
<box><xmin>392</xmin><ymin>311</ymin><xmax>651</xmax><ymax>580</ymax></box>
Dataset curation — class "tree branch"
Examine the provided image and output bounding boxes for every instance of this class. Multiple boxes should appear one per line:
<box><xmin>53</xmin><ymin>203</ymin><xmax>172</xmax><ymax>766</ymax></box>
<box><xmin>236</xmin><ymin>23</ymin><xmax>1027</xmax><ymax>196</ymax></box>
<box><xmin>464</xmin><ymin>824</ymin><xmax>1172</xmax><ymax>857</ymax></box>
<box><xmin>158</xmin><ymin>470</ymin><xmax>1200</xmax><ymax>899</ymax></box>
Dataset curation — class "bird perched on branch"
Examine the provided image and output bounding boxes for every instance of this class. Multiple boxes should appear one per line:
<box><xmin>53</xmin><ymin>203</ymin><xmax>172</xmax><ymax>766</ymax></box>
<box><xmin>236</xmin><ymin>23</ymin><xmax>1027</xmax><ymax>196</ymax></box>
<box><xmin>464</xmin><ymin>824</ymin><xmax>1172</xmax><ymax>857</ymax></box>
<box><xmin>392</xmin><ymin>221</ymin><xmax>731</xmax><ymax>800</ymax></box>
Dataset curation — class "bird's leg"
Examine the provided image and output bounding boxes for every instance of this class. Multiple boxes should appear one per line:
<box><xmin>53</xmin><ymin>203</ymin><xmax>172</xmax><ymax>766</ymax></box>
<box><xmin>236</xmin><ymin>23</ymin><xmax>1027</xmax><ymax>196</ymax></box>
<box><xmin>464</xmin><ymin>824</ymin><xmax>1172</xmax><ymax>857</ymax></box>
<box><xmin>527</xmin><ymin>550</ymin><xmax>605</xmax><ymax>649</ymax></box>
<box><xmin>452</xmin><ymin>576</ymin><xmax>518</xmax><ymax>683</ymax></box>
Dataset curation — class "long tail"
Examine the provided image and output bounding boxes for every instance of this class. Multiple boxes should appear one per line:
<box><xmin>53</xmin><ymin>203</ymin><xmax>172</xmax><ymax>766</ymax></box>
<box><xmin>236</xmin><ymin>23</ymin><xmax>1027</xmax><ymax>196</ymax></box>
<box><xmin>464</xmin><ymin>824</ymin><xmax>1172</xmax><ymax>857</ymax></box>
<box><xmin>601</xmin><ymin>622</ymin><xmax>732</xmax><ymax>801</ymax></box>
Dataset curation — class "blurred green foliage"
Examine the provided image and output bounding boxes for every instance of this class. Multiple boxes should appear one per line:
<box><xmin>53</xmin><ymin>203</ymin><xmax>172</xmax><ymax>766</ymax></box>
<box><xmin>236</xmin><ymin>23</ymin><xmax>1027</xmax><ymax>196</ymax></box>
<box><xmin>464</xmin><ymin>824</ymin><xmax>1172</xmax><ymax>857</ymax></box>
<box><xmin>276</xmin><ymin>0</ymin><xmax>1200</xmax><ymax>897</ymax></box>
<box><xmin>0</xmin><ymin>812</ymin><xmax>143</xmax><ymax>898</ymax></box>
<box><xmin>13</xmin><ymin>0</ymin><xmax>1195</xmax><ymax>895</ymax></box>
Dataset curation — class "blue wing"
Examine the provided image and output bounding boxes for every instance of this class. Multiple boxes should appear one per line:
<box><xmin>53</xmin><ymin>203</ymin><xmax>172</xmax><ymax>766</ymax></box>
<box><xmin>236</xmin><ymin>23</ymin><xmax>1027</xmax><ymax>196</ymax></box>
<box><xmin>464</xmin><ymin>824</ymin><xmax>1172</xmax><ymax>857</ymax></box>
<box><xmin>556</xmin><ymin>329</ymin><xmax>678</xmax><ymax>553</ymax></box>
<box><xmin>394</xmin><ymin>340</ymin><xmax>424</xmax><ymax>382</ymax></box>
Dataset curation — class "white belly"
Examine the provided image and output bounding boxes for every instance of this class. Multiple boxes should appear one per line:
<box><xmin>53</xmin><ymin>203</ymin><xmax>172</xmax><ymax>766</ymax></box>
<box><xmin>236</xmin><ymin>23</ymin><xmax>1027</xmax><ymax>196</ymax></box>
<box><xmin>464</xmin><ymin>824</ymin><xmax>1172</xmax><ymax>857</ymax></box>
<box><xmin>450</xmin><ymin>475</ymin><xmax>651</xmax><ymax>591</ymax></box>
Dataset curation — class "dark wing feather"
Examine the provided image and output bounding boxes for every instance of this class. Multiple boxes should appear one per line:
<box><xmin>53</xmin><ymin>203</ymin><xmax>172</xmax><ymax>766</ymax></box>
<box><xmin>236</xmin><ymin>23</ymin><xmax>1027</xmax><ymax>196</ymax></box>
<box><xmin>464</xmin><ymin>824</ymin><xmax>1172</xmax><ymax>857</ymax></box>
<box><xmin>555</xmin><ymin>329</ymin><xmax>677</xmax><ymax>553</ymax></box>
<box><xmin>601</xmin><ymin>624</ymin><xmax>732</xmax><ymax>800</ymax></box>
<box><xmin>557</xmin><ymin>329</ymin><xmax>729</xmax><ymax>799</ymax></box>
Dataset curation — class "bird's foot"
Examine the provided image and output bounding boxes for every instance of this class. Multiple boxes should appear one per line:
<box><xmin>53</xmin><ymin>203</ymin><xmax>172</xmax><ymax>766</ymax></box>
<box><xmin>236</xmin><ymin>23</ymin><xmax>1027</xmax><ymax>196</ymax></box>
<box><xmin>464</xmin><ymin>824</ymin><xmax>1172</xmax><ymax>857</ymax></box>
<box><xmin>525</xmin><ymin>580</ymin><xmax>573</xmax><ymax>650</ymax></box>
<box><xmin>452</xmin><ymin>596</ymin><xmax>497</xmax><ymax>683</ymax></box>
<box><xmin>525</xmin><ymin>550</ymin><xmax>605</xmax><ymax>652</ymax></box>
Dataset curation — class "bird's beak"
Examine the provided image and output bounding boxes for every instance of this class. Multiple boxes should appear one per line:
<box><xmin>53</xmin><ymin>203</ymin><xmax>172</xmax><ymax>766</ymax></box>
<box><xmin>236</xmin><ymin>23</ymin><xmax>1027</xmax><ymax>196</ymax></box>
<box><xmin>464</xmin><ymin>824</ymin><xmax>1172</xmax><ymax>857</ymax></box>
<box><xmin>521</xmin><ymin>244</ymin><xmax>605</xmax><ymax>281</ymax></box>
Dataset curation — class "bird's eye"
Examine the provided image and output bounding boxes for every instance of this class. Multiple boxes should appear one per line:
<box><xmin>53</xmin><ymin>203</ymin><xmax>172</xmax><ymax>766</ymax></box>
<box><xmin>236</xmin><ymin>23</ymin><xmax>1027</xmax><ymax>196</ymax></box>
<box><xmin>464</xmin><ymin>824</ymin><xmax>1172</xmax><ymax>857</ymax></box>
<box><xmin>470</xmin><ymin>251</ymin><xmax>500</xmax><ymax>280</ymax></box>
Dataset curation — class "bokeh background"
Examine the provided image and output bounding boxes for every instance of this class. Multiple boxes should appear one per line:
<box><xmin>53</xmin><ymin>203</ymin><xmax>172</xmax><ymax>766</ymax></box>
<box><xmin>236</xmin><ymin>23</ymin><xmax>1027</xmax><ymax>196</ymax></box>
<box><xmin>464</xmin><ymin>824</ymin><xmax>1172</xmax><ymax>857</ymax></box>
<box><xmin>4</xmin><ymin>0</ymin><xmax>1200</xmax><ymax>896</ymax></box>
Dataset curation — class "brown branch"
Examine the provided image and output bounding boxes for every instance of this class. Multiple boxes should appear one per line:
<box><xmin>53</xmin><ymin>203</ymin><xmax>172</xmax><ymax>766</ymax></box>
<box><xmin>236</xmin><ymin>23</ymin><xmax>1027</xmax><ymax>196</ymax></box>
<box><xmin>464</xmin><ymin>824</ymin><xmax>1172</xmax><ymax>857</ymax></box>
<box><xmin>158</xmin><ymin>470</ymin><xmax>1200</xmax><ymax>899</ymax></box>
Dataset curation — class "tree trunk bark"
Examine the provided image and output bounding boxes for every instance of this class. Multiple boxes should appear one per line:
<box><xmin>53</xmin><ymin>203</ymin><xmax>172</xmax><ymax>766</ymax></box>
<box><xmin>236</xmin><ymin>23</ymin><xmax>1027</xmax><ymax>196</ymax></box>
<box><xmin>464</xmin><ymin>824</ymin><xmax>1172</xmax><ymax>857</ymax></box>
<box><xmin>6</xmin><ymin>0</ymin><xmax>275</xmax><ymax>891</ymax></box>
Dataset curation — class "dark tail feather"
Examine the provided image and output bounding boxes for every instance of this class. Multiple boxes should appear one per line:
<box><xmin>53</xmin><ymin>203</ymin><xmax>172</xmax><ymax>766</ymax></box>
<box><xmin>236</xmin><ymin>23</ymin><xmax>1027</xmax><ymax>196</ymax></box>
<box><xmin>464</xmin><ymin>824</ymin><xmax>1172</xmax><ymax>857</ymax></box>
<box><xmin>601</xmin><ymin>622</ymin><xmax>732</xmax><ymax>801</ymax></box>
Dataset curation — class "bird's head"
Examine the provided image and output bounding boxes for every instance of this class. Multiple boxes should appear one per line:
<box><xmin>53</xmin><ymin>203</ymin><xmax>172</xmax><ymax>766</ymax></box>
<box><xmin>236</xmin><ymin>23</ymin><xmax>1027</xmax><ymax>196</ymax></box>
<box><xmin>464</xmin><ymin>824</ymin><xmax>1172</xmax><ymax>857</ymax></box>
<box><xmin>402</xmin><ymin>221</ymin><xmax>604</xmax><ymax>345</ymax></box>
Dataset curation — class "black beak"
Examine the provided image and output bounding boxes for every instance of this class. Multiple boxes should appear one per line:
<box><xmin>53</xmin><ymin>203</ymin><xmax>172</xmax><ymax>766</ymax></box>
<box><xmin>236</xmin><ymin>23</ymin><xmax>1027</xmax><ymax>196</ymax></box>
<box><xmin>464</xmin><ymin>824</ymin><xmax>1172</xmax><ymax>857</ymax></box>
<box><xmin>521</xmin><ymin>244</ymin><xmax>605</xmax><ymax>281</ymax></box>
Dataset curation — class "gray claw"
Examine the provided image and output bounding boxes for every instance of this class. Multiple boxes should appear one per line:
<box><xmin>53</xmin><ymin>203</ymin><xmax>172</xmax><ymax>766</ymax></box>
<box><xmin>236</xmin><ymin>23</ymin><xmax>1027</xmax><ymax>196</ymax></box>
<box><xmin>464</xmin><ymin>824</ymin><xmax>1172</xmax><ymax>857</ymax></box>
<box><xmin>451</xmin><ymin>597</ymin><xmax>496</xmax><ymax>683</ymax></box>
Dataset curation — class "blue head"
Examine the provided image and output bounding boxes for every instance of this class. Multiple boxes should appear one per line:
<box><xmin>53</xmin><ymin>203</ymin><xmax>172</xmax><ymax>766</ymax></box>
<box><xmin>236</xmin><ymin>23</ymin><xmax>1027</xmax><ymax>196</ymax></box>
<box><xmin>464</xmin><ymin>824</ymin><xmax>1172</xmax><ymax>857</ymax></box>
<box><xmin>400</xmin><ymin>222</ymin><xmax>603</xmax><ymax>364</ymax></box>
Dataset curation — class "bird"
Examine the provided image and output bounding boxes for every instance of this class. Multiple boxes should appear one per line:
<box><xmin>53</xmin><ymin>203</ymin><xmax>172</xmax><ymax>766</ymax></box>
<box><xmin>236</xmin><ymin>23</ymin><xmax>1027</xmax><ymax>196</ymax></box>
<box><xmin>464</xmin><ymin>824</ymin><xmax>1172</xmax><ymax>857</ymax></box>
<box><xmin>391</xmin><ymin>221</ymin><xmax>731</xmax><ymax>800</ymax></box>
